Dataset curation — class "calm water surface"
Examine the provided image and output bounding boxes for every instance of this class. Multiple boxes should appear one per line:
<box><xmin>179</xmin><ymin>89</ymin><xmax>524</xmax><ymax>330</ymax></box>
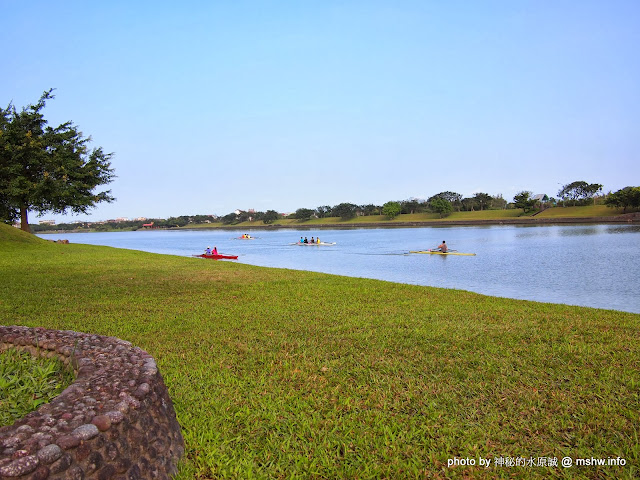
<box><xmin>38</xmin><ymin>225</ymin><xmax>640</xmax><ymax>313</ymax></box>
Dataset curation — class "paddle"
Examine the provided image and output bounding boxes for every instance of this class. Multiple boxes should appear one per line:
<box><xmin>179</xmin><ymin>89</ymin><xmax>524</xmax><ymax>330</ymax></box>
<box><xmin>430</xmin><ymin>246</ymin><xmax>458</xmax><ymax>252</ymax></box>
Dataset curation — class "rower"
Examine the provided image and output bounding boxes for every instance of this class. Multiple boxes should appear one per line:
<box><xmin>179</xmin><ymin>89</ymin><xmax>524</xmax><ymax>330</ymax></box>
<box><xmin>438</xmin><ymin>240</ymin><xmax>448</xmax><ymax>253</ymax></box>
<box><xmin>205</xmin><ymin>246</ymin><xmax>211</xmax><ymax>254</ymax></box>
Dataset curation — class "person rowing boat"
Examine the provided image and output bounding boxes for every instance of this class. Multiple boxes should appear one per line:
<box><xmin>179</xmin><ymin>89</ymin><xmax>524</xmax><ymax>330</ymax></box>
<box><xmin>409</xmin><ymin>250</ymin><xmax>475</xmax><ymax>256</ymax></box>
<box><xmin>291</xmin><ymin>240</ymin><xmax>336</xmax><ymax>246</ymax></box>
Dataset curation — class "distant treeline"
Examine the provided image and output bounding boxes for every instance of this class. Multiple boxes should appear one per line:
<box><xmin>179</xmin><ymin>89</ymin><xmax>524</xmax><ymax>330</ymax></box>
<box><xmin>28</xmin><ymin>183</ymin><xmax>639</xmax><ymax>231</ymax></box>
<box><xmin>30</xmin><ymin>215</ymin><xmax>216</xmax><ymax>232</ymax></box>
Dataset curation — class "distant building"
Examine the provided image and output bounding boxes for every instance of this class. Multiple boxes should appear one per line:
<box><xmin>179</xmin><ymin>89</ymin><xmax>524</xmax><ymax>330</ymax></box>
<box><xmin>115</xmin><ymin>217</ymin><xmax>129</xmax><ymax>222</ymax></box>
<box><xmin>39</xmin><ymin>220</ymin><xmax>56</xmax><ymax>225</ymax></box>
<box><xmin>531</xmin><ymin>194</ymin><xmax>546</xmax><ymax>202</ymax></box>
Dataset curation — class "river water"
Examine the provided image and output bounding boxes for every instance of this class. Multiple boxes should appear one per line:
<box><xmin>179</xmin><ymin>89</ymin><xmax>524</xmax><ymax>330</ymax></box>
<box><xmin>38</xmin><ymin>224</ymin><xmax>640</xmax><ymax>313</ymax></box>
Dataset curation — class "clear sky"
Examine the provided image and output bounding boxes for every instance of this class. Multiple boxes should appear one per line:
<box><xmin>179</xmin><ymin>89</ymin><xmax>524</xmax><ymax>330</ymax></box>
<box><xmin>2</xmin><ymin>0</ymin><xmax>639</xmax><ymax>222</ymax></box>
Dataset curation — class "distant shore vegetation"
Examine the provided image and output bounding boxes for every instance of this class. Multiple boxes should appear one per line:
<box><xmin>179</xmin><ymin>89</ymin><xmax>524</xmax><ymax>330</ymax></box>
<box><xmin>23</xmin><ymin>183</ymin><xmax>640</xmax><ymax>233</ymax></box>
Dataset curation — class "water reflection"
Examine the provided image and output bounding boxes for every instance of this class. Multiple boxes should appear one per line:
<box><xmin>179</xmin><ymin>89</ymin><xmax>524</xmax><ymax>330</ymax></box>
<box><xmin>605</xmin><ymin>225</ymin><xmax>640</xmax><ymax>235</ymax></box>
<box><xmin>557</xmin><ymin>226</ymin><xmax>603</xmax><ymax>237</ymax></box>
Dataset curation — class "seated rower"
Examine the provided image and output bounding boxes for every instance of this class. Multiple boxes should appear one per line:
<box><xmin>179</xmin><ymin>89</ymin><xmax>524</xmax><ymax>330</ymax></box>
<box><xmin>205</xmin><ymin>246</ymin><xmax>212</xmax><ymax>255</ymax></box>
<box><xmin>212</xmin><ymin>246</ymin><xmax>218</xmax><ymax>255</ymax></box>
<box><xmin>438</xmin><ymin>240</ymin><xmax>448</xmax><ymax>253</ymax></box>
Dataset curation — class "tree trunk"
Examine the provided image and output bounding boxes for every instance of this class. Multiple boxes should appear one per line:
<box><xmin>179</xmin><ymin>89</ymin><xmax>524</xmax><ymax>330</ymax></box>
<box><xmin>20</xmin><ymin>206</ymin><xmax>31</xmax><ymax>233</ymax></box>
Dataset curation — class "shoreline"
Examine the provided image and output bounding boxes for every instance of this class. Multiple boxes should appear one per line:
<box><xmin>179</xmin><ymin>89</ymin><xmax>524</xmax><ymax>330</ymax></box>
<box><xmin>235</xmin><ymin>213</ymin><xmax>640</xmax><ymax>229</ymax></box>
<box><xmin>37</xmin><ymin>212</ymin><xmax>640</xmax><ymax>234</ymax></box>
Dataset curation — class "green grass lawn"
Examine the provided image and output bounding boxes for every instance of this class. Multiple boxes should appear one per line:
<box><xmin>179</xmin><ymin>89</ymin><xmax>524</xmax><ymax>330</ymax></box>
<box><xmin>1</xmin><ymin>224</ymin><xmax>638</xmax><ymax>479</ymax></box>
<box><xmin>181</xmin><ymin>205</ymin><xmax>629</xmax><ymax>230</ymax></box>
<box><xmin>534</xmin><ymin>206</ymin><xmax>626</xmax><ymax>218</ymax></box>
<box><xmin>0</xmin><ymin>348</ymin><xmax>74</xmax><ymax>427</ymax></box>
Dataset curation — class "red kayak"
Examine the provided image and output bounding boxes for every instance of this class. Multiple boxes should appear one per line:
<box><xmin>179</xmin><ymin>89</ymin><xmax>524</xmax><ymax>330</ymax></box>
<box><xmin>195</xmin><ymin>254</ymin><xmax>238</xmax><ymax>260</ymax></box>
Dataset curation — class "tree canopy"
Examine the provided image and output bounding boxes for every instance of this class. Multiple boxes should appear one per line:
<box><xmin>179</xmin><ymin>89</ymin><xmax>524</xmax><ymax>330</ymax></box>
<box><xmin>315</xmin><ymin>205</ymin><xmax>332</xmax><ymax>218</ymax></box>
<box><xmin>558</xmin><ymin>181</ymin><xmax>603</xmax><ymax>206</ymax></box>
<box><xmin>0</xmin><ymin>89</ymin><xmax>115</xmax><ymax>232</ymax></box>
<box><xmin>605</xmin><ymin>186</ymin><xmax>640</xmax><ymax>212</ymax></box>
<box><xmin>400</xmin><ymin>198</ymin><xmax>425</xmax><ymax>214</ymax></box>
<box><xmin>472</xmin><ymin>193</ymin><xmax>492</xmax><ymax>211</ymax></box>
<box><xmin>513</xmin><ymin>191</ymin><xmax>536</xmax><ymax>213</ymax></box>
<box><xmin>429</xmin><ymin>192</ymin><xmax>462</xmax><ymax>211</ymax></box>
<box><xmin>382</xmin><ymin>201</ymin><xmax>401</xmax><ymax>219</ymax></box>
<box><xmin>262</xmin><ymin>210</ymin><xmax>281</xmax><ymax>224</ymax></box>
<box><xmin>293</xmin><ymin>208</ymin><xmax>315</xmax><ymax>221</ymax></box>
<box><xmin>332</xmin><ymin>203</ymin><xmax>358</xmax><ymax>220</ymax></box>
<box><xmin>429</xmin><ymin>197</ymin><xmax>453</xmax><ymax>218</ymax></box>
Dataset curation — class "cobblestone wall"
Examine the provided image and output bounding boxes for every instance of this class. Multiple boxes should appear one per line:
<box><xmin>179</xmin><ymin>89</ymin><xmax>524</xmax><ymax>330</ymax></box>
<box><xmin>0</xmin><ymin>326</ymin><xmax>184</xmax><ymax>479</ymax></box>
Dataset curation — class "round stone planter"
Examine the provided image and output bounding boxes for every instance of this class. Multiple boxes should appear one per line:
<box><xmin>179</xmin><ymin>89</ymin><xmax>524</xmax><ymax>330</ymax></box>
<box><xmin>0</xmin><ymin>326</ymin><xmax>184</xmax><ymax>479</ymax></box>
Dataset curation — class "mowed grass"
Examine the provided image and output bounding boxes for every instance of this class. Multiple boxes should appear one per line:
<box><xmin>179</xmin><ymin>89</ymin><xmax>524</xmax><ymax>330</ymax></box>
<box><xmin>184</xmin><ymin>205</ymin><xmax>629</xmax><ymax>230</ymax></box>
<box><xmin>1</xmin><ymin>225</ymin><xmax>639</xmax><ymax>479</ymax></box>
<box><xmin>187</xmin><ymin>210</ymin><xmax>532</xmax><ymax>229</ymax></box>
<box><xmin>534</xmin><ymin>206</ymin><xmax>626</xmax><ymax>218</ymax></box>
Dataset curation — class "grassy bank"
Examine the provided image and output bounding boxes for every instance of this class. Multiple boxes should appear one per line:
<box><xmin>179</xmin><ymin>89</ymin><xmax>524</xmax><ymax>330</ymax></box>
<box><xmin>182</xmin><ymin>205</ymin><xmax>632</xmax><ymax>230</ymax></box>
<box><xmin>533</xmin><ymin>205</ymin><xmax>625</xmax><ymax>218</ymax></box>
<box><xmin>1</xmin><ymin>224</ymin><xmax>639</xmax><ymax>479</ymax></box>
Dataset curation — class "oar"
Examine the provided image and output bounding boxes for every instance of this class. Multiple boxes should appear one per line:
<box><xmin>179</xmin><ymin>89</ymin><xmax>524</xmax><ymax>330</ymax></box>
<box><xmin>431</xmin><ymin>246</ymin><xmax>458</xmax><ymax>252</ymax></box>
<box><xmin>421</xmin><ymin>248</ymin><xmax>457</xmax><ymax>253</ymax></box>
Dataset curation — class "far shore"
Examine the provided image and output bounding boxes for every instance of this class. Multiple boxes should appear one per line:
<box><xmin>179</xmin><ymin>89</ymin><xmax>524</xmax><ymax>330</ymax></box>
<box><xmin>187</xmin><ymin>212</ymin><xmax>640</xmax><ymax>230</ymax></box>
<box><xmin>37</xmin><ymin>211</ymin><xmax>640</xmax><ymax>234</ymax></box>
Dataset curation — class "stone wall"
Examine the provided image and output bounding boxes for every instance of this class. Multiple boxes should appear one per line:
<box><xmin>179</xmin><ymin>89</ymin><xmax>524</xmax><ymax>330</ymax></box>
<box><xmin>0</xmin><ymin>326</ymin><xmax>184</xmax><ymax>479</ymax></box>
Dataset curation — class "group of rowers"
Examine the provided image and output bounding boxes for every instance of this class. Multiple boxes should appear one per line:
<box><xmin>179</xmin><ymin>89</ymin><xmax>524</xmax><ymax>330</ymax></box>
<box><xmin>240</xmin><ymin>234</ymin><xmax>252</xmax><ymax>239</ymax></box>
<box><xmin>299</xmin><ymin>236</ymin><xmax>321</xmax><ymax>244</ymax></box>
<box><xmin>204</xmin><ymin>239</ymin><xmax>446</xmax><ymax>253</ymax></box>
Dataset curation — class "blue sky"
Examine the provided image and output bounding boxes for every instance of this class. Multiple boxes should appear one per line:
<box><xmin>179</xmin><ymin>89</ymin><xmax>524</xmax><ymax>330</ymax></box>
<box><xmin>2</xmin><ymin>1</ymin><xmax>639</xmax><ymax>222</ymax></box>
